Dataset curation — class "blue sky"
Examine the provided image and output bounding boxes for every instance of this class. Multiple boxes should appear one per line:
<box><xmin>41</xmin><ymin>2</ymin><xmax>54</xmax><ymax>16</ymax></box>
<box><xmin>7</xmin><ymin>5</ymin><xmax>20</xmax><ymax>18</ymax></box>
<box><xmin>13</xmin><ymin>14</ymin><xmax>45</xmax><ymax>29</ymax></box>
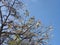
<box><xmin>23</xmin><ymin>0</ymin><xmax>60</xmax><ymax>45</ymax></box>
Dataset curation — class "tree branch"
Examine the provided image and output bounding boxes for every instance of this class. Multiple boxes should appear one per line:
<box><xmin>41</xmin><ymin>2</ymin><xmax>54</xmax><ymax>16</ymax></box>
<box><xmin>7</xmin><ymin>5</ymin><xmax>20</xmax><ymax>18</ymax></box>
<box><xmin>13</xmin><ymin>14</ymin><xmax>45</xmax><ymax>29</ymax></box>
<box><xmin>4</xmin><ymin>0</ymin><xmax>16</xmax><ymax>23</ymax></box>
<box><xmin>0</xmin><ymin>6</ymin><xmax>3</xmax><ymax>45</ymax></box>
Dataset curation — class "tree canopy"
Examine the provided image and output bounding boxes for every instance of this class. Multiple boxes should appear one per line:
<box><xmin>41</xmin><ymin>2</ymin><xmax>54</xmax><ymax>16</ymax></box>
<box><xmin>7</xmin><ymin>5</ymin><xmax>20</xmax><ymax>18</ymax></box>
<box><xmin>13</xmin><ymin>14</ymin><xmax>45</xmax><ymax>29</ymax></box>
<box><xmin>0</xmin><ymin>0</ymin><xmax>53</xmax><ymax>45</ymax></box>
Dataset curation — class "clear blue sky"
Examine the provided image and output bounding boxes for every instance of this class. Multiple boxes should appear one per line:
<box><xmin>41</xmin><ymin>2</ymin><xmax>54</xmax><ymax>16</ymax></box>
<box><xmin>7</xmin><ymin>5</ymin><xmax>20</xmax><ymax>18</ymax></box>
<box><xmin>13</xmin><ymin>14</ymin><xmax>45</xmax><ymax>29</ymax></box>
<box><xmin>23</xmin><ymin>0</ymin><xmax>60</xmax><ymax>45</ymax></box>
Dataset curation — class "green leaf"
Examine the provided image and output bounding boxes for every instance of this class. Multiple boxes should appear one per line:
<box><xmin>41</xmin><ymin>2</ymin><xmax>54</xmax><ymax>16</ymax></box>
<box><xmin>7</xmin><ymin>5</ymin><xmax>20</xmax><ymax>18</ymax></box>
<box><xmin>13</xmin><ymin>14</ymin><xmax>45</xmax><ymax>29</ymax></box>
<box><xmin>8</xmin><ymin>40</ymin><xmax>17</xmax><ymax>45</ymax></box>
<box><xmin>8</xmin><ymin>35</ymin><xmax>21</xmax><ymax>45</ymax></box>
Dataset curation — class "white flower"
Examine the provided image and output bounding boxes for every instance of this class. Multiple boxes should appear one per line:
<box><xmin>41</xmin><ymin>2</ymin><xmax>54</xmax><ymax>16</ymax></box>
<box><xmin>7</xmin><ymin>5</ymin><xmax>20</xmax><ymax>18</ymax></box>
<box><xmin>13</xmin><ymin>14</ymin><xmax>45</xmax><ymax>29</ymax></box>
<box><xmin>48</xmin><ymin>26</ymin><xmax>53</xmax><ymax>31</ymax></box>
<box><xmin>2</xmin><ymin>0</ymin><xmax>8</xmax><ymax>6</ymax></box>
<box><xmin>24</xmin><ymin>10</ymin><xmax>29</xmax><ymax>16</ymax></box>
<box><xmin>35</xmin><ymin>21</ymin><xmax>41</xmax><ymax>28</ymax></box>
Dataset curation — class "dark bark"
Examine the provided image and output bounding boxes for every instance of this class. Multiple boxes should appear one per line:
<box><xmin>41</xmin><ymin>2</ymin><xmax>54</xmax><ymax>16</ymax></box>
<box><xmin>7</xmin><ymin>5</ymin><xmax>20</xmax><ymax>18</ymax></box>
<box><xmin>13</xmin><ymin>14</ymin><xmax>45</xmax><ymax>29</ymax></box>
<box><xmin>0</xmin><ymin>6</ymin><xmax>3</xmax><ymax>45</ymax></box>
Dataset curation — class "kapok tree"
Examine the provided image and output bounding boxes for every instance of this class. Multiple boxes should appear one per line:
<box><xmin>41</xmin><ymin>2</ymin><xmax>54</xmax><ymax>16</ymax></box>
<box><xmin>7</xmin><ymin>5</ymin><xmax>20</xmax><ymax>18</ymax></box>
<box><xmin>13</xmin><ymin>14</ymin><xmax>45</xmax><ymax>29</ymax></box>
<box><xmin>0</xmin><ymin>0</ymin><xmax>53</xmax><ymax>45</ymax></box>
